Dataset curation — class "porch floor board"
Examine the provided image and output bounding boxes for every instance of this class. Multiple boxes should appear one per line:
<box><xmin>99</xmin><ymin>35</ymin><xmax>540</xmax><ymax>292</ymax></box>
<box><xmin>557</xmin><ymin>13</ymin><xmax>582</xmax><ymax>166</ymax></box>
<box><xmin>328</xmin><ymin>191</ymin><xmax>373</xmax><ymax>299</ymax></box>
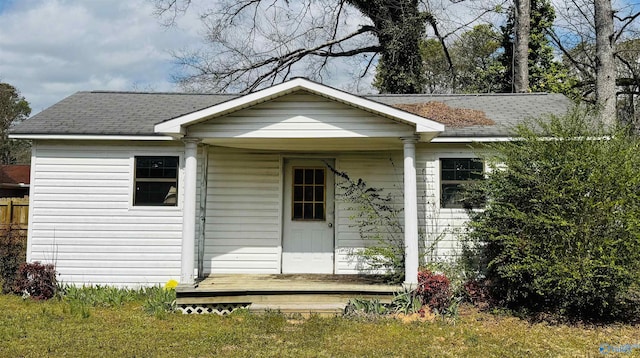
<box><xmin>176</xmin><ymin>274</ymin><xmax>402</xmax><ymax>314</ymax></box>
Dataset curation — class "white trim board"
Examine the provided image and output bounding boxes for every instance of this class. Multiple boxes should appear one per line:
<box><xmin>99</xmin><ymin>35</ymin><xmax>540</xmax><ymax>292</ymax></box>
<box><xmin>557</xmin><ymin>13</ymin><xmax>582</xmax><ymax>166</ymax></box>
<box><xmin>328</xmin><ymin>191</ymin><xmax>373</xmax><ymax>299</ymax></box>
<box><xmin>9</xmin><ymin>134</ymin><xmax>175</xmax><ymax>141</ymax></box>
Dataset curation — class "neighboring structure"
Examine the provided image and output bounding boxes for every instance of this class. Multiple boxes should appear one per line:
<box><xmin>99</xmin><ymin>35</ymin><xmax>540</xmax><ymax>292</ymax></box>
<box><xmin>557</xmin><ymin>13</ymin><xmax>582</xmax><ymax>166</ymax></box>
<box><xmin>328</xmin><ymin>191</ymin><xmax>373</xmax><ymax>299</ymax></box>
<box><xmin>0</xmin><ymin>165</ymin><xmax>30</xmax><ymax>198</ymax></box>
<box><xmin>10</xmin><ymin>79</ymin><xmax>571</xmax><ymax>287</ymax></box>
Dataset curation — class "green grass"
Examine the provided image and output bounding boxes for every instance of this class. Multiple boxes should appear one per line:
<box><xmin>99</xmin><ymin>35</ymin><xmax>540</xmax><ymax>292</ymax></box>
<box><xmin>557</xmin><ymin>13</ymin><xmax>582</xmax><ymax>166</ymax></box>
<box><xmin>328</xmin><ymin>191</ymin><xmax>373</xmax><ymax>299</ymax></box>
<box><xmin>1</xmin><ymin>293</ymin><xmax>639</xmax><ymax>357</ymax></box>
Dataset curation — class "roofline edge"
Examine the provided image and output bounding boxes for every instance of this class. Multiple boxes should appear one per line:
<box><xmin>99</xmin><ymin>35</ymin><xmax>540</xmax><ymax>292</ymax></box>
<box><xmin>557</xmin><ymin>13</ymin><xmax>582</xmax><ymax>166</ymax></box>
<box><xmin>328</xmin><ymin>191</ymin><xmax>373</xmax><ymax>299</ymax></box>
<box><xmin>9</xmin><ymin>134</ymin><xmax>176</xmax><ymax>141</ymax></box>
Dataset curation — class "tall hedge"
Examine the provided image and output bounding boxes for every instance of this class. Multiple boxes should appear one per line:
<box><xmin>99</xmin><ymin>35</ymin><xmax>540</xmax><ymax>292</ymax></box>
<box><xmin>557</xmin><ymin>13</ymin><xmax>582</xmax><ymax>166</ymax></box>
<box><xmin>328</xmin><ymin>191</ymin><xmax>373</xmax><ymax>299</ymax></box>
<box><xmin>464</xmin><ymin>110</ymin><xmax>640</xmax><ymax>322</ymax></box>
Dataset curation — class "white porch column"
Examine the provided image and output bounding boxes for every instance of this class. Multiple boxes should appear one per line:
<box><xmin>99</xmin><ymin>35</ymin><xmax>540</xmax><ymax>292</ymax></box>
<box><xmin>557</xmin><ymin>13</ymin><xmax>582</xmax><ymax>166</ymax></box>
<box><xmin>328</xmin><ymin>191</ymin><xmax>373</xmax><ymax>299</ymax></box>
<box><xmin>181</xmin><ymin>138</ymin><xmax>200</xmax><ymax>284</ymax></box>
<box><xmin>402</xmin><ymin>136</ymin><xmax>419</xmax><ymax>285</ymax></box>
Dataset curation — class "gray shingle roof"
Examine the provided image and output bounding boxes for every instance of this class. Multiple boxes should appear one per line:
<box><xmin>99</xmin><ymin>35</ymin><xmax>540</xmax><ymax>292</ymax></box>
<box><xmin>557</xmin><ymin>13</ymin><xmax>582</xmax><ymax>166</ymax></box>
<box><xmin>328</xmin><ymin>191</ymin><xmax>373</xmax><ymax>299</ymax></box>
<box><xmin>11</xmin><ymin>90</ymin><xmax>573</xmax><ymax>138</ymax></box>
<box><xmin>367</xmin><ymin>93</ymin><xmax>573</xmax><ymax>138</ymax></box>
<box><xmin>12</xmin><ymin>91</ymin><xmax>237</xmax><ymax>136</ymax></box>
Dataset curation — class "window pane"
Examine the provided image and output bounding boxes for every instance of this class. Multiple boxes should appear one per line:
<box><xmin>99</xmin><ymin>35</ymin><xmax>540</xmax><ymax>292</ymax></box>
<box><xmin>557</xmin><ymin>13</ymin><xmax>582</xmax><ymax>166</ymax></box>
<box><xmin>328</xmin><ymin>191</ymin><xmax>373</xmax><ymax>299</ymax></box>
<box><xmin>294</xmin><ymin>169</ymin><xmax>304</xmax><ymax>184</ymax></box>
<box><xmin>441</xmin><ymin>169</ymin><xmax>456</xmax><ymax>181</ymax></box>
<box><xmin>441</xmin><ymin>159</ymin><xmax>455</xmax><ymax>169</ymax></box>
<box><xmin>314</xmin><ymin>203</ymin><xmax>324</xmax><ymax>220</ymax></box>
<box><xmin>294</xmin><ymin>186</ymin><xmax>303</xmax><ymax>201</ymax></box>
<box><xmin>135</xmin><ymin>182</ymin><xmax>177</xmax><ymax>206</ymax></box>
<box><xmin>303</xmin><ymin>203</ymin><xmax>313</xmax><ymax>219</ymax></box>
<box><xmin>441</xmin><ymin>184</ymin><xmax>462</xmax><ymax>208</ymax></box>
<box><xmin>304</xmin><ymin>186</ymin><xmax>314</xmax><ymax>201</ymax></box>
<box><xmin>314</xmin><ymin>186</ymin><xmax>324</xmax><ymax>201</ymax></box>
<box><xmin>315</xmin><ymin>169</ymin><xmax>325</xmax><ymax>185</ymax></box>
<box><xmin>304</xmin><ymin>169</ymin><xmax>314</xmax><ymax>184</ymax></box>
<box><xmin>456</xmin><ymin>170</ymin><xmax>470</xmax><ymax>181</ymax></box>
<box><xmin>293</xmin><ymin>203</ymin><xmax>303</xmax><ymax>219</ymax></box>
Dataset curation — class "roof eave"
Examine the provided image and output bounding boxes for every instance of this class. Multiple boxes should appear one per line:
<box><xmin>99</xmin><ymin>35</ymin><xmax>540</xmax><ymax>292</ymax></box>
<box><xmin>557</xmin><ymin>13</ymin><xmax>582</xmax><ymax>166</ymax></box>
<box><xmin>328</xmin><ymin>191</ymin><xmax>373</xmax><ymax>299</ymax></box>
<box><xmin>430</xmin><ymin>136</ymin><xmax>512</xmax><ymax>143</ymax></box>
<box><xmin>9</xmin><ymin>134</ymin><xmax>176</xmax><ymax>141</ymax></box>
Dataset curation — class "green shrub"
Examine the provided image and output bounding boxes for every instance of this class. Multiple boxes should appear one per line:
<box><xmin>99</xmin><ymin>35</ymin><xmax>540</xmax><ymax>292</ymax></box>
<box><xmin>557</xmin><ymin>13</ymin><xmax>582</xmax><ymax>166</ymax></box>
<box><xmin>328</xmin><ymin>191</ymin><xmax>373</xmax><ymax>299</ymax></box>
<box><xmin>0</xmin><ymin>224</ymin><xmax>26</xmax><ymax>293</ymax></box>
<box><xmin>464</xmin><ymin>109</ymin><xmax>640</xmax><ymax>322</ymax></box>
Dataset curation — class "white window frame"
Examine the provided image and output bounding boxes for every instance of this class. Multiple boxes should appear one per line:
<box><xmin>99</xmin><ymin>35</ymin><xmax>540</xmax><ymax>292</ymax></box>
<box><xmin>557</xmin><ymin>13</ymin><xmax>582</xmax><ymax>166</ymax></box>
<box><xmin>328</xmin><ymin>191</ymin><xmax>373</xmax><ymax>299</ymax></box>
<box><xmin>435</xmin><ymin>153</ymin><xmax>485</xmax><ymax>210</ymax></box>
<box><xmin>128</xmin><ymin>152</ymin><xmax>184</xmax><ymax>211</ymax></box>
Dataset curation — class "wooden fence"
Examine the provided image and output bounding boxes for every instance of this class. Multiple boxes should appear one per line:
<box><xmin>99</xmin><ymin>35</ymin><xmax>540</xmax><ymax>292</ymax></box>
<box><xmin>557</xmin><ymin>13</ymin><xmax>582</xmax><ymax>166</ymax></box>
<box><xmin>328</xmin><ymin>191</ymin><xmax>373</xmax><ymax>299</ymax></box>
<box><xmin>0</xmin><ymin>197</ymin><xmax>29</xmax><ymax>228</ymax></box>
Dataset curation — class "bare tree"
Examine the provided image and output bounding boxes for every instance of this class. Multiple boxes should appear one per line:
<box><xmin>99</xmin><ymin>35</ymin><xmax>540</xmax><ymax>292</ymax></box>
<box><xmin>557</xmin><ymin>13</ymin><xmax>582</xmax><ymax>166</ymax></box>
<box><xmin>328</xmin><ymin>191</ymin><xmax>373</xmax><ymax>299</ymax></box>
<box><xmin>513</xmin><ymin>0</ymin><xmax>530</xmax><ymax>92</ymax></box>
<box><xmin>550</xmin><ymin>0</ymin><xmax>640</xmax><ymax>125</ymax></box>
<box><xmin>153</xmin><ymin>0</ymin><xmax>500</xmax><ymax>94</ymax></box>
<box><xmin>594</xmin><ymin>0</ymin><xmax>616</xmax><ymax>126</ymax></box>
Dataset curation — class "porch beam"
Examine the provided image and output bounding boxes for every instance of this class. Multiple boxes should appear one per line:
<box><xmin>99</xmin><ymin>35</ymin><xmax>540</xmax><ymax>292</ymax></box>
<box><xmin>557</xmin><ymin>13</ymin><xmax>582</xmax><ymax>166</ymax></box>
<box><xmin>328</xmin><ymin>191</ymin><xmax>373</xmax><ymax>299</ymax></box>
<box><xmin>181</xmin><ymin>138</ymin><xmax>200</xmax><ymax>284</ymax></box>
<box><xmin>402</xmin><ymin>136</ymin><xmax>420</xmax><ymax>285</ymax></box>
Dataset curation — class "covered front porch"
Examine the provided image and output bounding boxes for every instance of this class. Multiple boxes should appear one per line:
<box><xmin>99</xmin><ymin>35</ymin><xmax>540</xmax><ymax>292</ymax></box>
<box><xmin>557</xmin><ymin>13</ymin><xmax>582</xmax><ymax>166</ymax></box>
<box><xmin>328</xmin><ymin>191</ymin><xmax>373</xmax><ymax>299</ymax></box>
<box><xmin>176</xmin><ymin>274</ymin><xmax>401</xmax><ymax>315</ymax></box>
<box><xmin>153</xmin><ymin>79</ymin><xmax>445</xmax><ymax>290</ymax></box>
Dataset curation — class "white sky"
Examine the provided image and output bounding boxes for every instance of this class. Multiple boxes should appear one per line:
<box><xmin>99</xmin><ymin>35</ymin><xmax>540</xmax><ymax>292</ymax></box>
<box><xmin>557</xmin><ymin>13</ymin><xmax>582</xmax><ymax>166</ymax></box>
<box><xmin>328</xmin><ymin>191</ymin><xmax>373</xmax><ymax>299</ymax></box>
<box><xmin>0</xmin><ymin>0</ymin><xmax>205</xmax><ymax>114</ymax></box>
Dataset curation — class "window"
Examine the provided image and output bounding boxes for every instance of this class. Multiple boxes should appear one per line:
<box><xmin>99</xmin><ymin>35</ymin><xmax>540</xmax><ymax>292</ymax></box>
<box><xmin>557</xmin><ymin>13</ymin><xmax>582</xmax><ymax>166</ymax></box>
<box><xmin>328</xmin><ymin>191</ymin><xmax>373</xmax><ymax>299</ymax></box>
<box><xmin>134</xmin><ymin>156</ymin><xmax>179</xmax><ymax>206</ymax></box>
<box><xmin>440</xmin><ymin>158</ymin><xmax>483</xmax><ymax>209</ymax></box>
<box><xmin>292</xmin><ymin>167</ymin><xmax>326</xmax><ymax>220</ymax></box>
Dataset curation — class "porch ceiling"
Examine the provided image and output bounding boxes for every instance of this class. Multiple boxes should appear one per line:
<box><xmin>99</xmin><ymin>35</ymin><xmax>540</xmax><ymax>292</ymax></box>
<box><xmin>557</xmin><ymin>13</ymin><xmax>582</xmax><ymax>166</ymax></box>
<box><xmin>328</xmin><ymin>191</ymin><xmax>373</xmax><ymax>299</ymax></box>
<box><xmin>201</xmin><ymin>137</ymin><xmax>414</xmax><ymax>151</ymax></box>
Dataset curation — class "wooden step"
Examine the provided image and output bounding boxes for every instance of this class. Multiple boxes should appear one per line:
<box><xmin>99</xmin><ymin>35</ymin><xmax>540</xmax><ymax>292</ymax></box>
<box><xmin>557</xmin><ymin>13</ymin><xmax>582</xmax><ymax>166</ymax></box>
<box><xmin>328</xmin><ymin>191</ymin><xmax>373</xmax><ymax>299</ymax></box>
<box><xmin>249</xmin><ymin>302</ymin><xmax>347</xmax><ymax>315</ymax></box>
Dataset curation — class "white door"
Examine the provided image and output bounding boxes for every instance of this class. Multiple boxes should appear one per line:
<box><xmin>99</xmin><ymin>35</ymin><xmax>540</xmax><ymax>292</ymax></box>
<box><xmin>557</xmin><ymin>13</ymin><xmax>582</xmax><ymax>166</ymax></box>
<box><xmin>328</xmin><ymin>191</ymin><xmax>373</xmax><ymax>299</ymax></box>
<box><xmin>282</xmin><ymin>159</ymin><xmax>335</xmax><ymax>273</ymax></box>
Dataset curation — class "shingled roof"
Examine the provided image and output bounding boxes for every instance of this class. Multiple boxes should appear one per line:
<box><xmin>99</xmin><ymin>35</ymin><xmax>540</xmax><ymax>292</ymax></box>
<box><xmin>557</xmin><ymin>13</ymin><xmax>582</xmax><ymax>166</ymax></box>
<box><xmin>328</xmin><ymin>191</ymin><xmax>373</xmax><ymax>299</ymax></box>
<box><xmin>11</xmin><ymin>88</ymin><xmax>573</xmax><ymax>139</ymax></box>
<box><xmin>369</xmin><ymin>93</ymin><xmax>572</xmax><ymax>138</ymax></box>
<box><xmin>12</xmin><ymin>91</ymin><xmax>237</xmax><ymax>136</ymax></box>
<box><xmin>0</xmin><ymin>165</ymin><xmax>30</xmax><ymax>186</ymax></box>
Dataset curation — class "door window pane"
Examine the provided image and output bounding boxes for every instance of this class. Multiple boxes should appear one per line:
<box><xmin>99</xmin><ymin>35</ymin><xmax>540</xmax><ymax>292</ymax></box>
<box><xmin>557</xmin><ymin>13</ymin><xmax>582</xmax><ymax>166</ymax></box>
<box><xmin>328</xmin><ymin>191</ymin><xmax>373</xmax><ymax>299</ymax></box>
<box><xmin>292</xmin><ymin>166</ymin><xmax>327</xmax><ymax>220</ymax></box>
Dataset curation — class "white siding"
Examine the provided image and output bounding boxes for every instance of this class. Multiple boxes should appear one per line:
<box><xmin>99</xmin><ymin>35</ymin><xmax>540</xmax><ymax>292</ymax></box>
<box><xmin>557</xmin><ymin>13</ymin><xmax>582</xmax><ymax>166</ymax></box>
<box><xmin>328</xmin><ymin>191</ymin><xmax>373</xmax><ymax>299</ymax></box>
<box><xmin>188</xmin><ymin>92</ymin><xmax>415</xmax><ymax>139</ymax></box>
<box><xmin>27</xmin><ymin>141</ymin><xmax>184</xmax><ymax>287</ymax></box>
<box><xmin>334</xmin><ymin>151</ymin><xmax>404</xmax><ymax>274</ymax></box>
<box><xmin>203</xmin><ymin>148</ymin><xmax>281</xmax><ymax>273</ymax></box>
<box><xmin>333</xmin><ymin>145</ymin><xmax>476</xmax><ymax>273</ymax></box>
<box><xmin>417</xmin><ymin>144</ymin><xmax>478</xmax><ymax>260</ymax></box>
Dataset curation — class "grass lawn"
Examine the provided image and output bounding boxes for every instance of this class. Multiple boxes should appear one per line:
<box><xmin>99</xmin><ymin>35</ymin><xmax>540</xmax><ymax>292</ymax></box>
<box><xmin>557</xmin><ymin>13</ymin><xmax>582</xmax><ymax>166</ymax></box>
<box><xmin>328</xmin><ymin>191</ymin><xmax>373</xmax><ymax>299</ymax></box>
<box><xmin>1</xmin><ymin>294</ymin><xmax>639</xmax><ymax>357</ymax></box>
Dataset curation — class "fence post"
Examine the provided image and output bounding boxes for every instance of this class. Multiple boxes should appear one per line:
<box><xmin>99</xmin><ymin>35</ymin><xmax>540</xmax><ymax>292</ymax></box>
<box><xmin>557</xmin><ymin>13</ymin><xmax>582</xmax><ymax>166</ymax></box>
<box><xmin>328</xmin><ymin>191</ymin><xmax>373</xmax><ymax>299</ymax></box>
<box><xmin>7</xmin><ymin>199</ymin><xmax>13</xmax><ymax>224</ymax></box>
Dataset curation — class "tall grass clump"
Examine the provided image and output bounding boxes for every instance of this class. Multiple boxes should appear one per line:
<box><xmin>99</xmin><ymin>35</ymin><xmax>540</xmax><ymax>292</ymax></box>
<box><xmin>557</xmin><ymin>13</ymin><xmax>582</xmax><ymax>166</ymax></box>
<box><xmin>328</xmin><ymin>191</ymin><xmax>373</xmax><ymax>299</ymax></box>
<box><xmin>58</xmin><ymin>284</ymin><xmax>176</xmax><ymax>318</ymax></box>
<box><xmin>464</xmin><ymin>108</ymin><xmax>640</xmax><ymax>322</ymax></box>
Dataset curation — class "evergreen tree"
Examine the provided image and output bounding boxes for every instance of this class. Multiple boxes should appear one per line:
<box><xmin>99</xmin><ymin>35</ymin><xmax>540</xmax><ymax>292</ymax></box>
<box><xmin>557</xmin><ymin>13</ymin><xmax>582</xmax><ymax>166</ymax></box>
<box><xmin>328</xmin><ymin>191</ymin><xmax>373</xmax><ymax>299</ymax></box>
<box><xmin>500</xmin><ymin>0</ymin><xmax>576</xmax><ymax>94</ymax></box>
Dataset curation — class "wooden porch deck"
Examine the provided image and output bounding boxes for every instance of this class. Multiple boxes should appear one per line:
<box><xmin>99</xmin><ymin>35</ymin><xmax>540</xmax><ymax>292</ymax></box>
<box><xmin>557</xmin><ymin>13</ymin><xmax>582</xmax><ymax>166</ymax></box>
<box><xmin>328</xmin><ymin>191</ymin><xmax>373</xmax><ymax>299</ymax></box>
<box><xmin>176</xmin><ymin>274</ymin><xmax>401</xmax><ymax>315</ymax></box>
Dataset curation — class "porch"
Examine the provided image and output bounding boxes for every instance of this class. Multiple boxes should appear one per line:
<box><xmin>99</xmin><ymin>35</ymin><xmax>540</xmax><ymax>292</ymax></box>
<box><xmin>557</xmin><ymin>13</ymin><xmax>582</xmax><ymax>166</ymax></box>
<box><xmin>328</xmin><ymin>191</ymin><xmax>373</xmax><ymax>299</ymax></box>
<box><xmin>176</xmin><ymin>274</ymin><xmax>401</xmax><ymax>315</ymax></box>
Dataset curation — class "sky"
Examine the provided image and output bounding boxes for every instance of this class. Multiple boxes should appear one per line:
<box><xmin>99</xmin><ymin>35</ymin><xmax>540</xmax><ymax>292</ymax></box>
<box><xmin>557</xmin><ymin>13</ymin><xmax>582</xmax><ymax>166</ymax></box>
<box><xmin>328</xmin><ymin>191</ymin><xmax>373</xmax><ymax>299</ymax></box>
<box><xmin>0</xmin><ymin>0</ymin><xmax>491</xmax><ymax>116</ymax></box>
<box><xmin>0</xmin><ymin>0</ymin><xmax>204</xmax><ymax>114</ymax></box>
<box><xmin>3</xmin><ymin>0</ymin><xmax>637</xmax><ymax>116</ymax></box>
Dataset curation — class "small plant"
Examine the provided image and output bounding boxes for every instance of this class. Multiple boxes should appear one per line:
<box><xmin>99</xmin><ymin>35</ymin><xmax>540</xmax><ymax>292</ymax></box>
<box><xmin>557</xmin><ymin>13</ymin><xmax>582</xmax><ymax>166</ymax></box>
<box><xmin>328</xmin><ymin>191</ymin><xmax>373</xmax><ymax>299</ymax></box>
<box><xmin>415</xmin><ymin>270</ymin><xmax>452</xmax><ymax>314</ymax></box>
<box><xmin>0</xmin><ymin>224</ymin><xmax>27</xmax><ymax>293</ymax></box>
<box><xmin>344</xmin><ymin>298</ymin><xmax>389</xmax><ymax>317</ymax></box>
<box><xmin>328</xmin><ymin>164</ymin><xmax>406</xmax><ymax>284</ymax></box>
<box><xmin>59</xmin><ymin>284</ymin><xmax>143</xmax><ymax>307</ymax></box>
<box><xmin>143</xmin><ymin>285</ymin><xmax>177</xmax><ymax>318</ymax></box>
<box><xmin>13</xmin><ymin>261</ymin><xmax>57</xmax><ymax>300</ymax></box>
<box><xmin>391</xmin><ymin>286</ymin><xmax>422</xmax><ymax>314</ymax></box>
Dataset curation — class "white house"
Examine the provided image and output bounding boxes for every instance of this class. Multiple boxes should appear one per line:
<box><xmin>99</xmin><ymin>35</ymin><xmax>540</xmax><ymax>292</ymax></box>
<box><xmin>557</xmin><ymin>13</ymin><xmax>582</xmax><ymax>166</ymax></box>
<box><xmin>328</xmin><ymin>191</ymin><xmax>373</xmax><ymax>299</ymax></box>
<box><xmin>10</xmin><ymin>79</ymin><xmax>571</xmax><ymax>287</ymax></box>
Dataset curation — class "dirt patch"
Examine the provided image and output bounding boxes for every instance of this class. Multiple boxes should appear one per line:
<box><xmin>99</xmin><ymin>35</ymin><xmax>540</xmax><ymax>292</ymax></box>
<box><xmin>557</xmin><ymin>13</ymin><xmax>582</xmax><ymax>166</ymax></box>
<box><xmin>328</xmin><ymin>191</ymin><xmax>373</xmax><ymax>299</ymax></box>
<box><xmin>394</xmin><ymin>101</ymin><xmax>495</xmax><ymax>127</ymax></box>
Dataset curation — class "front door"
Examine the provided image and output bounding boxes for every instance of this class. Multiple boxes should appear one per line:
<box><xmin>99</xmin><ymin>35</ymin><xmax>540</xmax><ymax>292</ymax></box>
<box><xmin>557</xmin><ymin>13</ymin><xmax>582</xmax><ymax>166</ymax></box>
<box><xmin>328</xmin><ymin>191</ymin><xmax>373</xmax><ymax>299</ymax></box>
<box><xmin>282</xmin><ymin>159</ymin><xmax>335</xmax><ymax>273</ymax></box>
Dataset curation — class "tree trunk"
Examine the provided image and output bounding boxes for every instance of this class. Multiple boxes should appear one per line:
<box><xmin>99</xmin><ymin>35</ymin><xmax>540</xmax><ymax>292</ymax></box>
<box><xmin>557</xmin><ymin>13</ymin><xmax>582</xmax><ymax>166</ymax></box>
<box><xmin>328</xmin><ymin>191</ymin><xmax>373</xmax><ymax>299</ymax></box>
<box><xmin>513</xmin><ymin>0</ymin><xmax>530</xmax><ymax>93</ymax></box>
<box><xmin>351</xmin><ymin>0</ymin><xmax>426</xmax><ymax>94</ymax></box>
<box><xmin>594</xmin><ymin>0</ymin><xmax>616</xmax><ymax>127</ymax></box>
